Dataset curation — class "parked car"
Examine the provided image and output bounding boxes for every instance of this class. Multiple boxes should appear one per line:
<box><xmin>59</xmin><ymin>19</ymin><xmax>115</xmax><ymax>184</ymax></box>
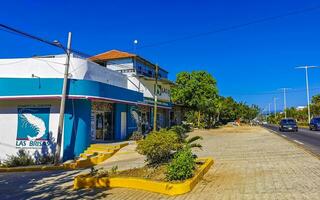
<box><xmin>279</xmin><ymin>118</ymin><xmax>298</xmax><ymax>132</ymax></box>
<box><xmin>309</xmin><ymin>117</ymin><xmax>320</xmax><ymax>131</ymax></box>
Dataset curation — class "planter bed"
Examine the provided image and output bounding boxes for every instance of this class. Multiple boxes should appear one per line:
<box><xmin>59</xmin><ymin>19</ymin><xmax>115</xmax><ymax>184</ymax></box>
<box><xmin>73</xmin><ymin>157</ymin><xmax>214</xmax><ymax>196</ymax></box>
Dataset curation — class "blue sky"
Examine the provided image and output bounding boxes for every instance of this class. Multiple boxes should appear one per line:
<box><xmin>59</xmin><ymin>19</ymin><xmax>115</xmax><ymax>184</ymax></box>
<box><xmin>1</xmin><ymin>0</ymin><xmax>320</xmax><ymax>111</ymax></box>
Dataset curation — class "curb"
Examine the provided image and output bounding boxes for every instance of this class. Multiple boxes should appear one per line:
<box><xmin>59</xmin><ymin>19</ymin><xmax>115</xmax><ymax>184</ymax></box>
<box><xmin>0</xmin><ymin>142</ymin><xmax>129</xmax><ymax>173</ymax></box>
<box><xmin>73</xmin><ymin>157</ymin><xmax>214</xmax><ymax>196</ymax></box>
<box><xmin>0</xmin><ymin>165</ymin><xmax>69</xmax><ymax>173</ymax></box>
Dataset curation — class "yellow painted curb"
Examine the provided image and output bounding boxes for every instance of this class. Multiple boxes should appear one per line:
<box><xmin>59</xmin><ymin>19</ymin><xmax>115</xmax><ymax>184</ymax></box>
<box><xmin>0</xmin><ymin>165</ymin><xmax>68</xmax><ymax>173</ymax></box>
<box><xmin>0</xmin><ymin>142</ymin><xmax>129</xmax><ymax>173</ymax></box>
<box><xmin>73</xmin><ymin>157</ymin><xmax>214</xmax><ymax>196</ymax></box>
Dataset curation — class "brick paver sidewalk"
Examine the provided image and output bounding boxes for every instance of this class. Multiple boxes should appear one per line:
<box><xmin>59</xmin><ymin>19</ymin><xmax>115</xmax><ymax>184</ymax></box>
<box><xmin>94</xmin><ymin>126</ymin><xmax>320</xmax><ymax>199</ymax></box>
<box><xmin>2</xmin><ymin>126</ymin><xmax>320</xmax><ymax>199</ymax></box>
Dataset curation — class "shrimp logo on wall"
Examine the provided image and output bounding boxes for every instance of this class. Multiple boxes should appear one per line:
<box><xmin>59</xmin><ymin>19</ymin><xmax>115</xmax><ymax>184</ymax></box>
<box><xmin>16</xmin><ymin>107</ymin><xmax>50</xmax><ymax>148</ymax></box>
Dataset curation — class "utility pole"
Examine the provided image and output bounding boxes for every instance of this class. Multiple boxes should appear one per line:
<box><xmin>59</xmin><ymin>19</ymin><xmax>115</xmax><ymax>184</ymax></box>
<box><xmin>54</xmin><ymin>32</ymin><xmax>72</xmax><ymax>165</ymax></box>
<box><xmin>153</xmin><ymin>64</ymin><xmax>159</xmax><ymax>132</ymax></box>
<box><xmin>273</xmin><ymin>97</ymin><xmax>278</xmax><ymax>117</ymax></box>
<box><xmin>279</xmin><ymin>88</ymin><xmax>289</xmax><ymax>118</ymax></box>
<box><xmin>268</xmin><ymin>103</ymin><xmax>271</xmax><ymax>116</ymax></box>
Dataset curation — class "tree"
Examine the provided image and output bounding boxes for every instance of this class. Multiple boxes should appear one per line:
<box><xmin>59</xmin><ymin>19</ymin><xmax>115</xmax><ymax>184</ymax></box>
<box><xmin>311</xmin><ymin>95</ymin><xmax>320</xmax><ymax>117</ymax></box>
<box><xmin>171</xmin><ymin>71</ymin><xmax>219</xmax><ymax>127</ymax></box>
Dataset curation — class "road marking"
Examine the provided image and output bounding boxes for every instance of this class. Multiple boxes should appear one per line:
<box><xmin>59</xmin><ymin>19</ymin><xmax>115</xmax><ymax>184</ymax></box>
<box><xmin>293</xmin><ymin>140</ymin><xmax>304</xmax><ymax>145</ymax></box>
<box><xmin>281</xmin><ymin>134</ymin><xmax>287</xmax><ymax>138</ymax></box>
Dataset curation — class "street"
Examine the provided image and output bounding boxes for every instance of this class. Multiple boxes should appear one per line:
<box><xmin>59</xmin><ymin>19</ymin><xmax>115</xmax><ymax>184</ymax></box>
<box><xmin>262</xmin><ymin>124</ymin><xmax>320</xmax><ymax>156</ymax></box>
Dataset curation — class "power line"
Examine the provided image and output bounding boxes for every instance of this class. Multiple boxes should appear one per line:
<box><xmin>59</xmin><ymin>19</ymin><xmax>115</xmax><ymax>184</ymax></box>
<box><xmin>133</xmin><ymin>4</ymin><xmax>320</xmax><ymax>50</ymax></box>
<box><xmin>2</xmin><ymin>4</ymin><xmax>320</xmax><ymax>56</ymax></box>
<box><xmin>224</xmin><ymin>87</ymin><xmax>320</xmax><ymax>96</ymax></box>
<box><xmin>0</xmin><ymin>24</ymin><xmax>63</xmax><ymax>49</ymax></box>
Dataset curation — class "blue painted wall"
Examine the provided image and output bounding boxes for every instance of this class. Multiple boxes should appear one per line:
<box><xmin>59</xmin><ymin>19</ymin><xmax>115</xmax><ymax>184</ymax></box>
<box><xmin>127</xmin><ymin>105</ymin><xmax>139</xmax><ymax>137</ymax></box>
<box><xmin>114</xmin><ymin>103</ymin><xmax>127</xmax><ymax>140</ymax></box>
<box><xmin>63</xmin><ymin>99</ymin><xmax>91</xmax><ymax>161</ymax></box>
<box><xmin>0</xmin><ymin>78</ymin><xmax>143</xmax><ymax>103</ymax></box>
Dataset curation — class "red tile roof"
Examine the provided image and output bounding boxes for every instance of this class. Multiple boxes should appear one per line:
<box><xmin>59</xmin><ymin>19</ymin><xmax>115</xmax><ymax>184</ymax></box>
<box><xmin>90</xmin><ymin>49</ymin><xmax>168</xmax><ymax>73</ymax></box>
<box><xmin>90</xmin><ymin>50</ymin><xmax>136</xmax><ymax>61</ymax></box>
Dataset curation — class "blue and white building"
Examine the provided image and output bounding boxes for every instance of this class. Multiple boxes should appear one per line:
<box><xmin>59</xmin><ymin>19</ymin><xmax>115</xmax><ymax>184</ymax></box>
<box><xmin>0</xmin><ymin>54</ymin><xmax>145</xmax><ymax>161</ymax></box>
<box><xmin>0</xmin><ymin>50</ymin><xmax>182</xmax><ymax>162</ymax></box>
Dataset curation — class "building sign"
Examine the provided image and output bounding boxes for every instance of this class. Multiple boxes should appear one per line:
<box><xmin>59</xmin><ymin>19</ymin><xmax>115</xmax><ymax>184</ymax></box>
<box><xmin>143</xmin><ymin>97</ymin><xmax>172</xmax><ymax>108</ymax></box>
<box><xmin>155</xmin><ymin>85</ymin><xmax>170</xmax><ymax>96</ymax></box>
<box><xmin>16</xmin><ymin>107</ymin><xmax>50</xmax><ymax>148</ymax></box>
<box><xmin>92</xmin><ymin>101</ymin><xmax>113</xmax><ymax>111</ymax></box>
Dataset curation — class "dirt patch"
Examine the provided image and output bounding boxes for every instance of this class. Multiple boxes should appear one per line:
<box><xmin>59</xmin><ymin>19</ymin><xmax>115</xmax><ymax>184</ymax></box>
<box><xmin>82</xmin><ymin>161</ymin><xmax>203</xmax><ymax>183</ymax></box>
<box><xmin>193</xmin><ymin>125</ymin><xmax>264</xmax><ymax>135</ymax></box>
<box><xmin>110</xmin><ymin>165</ymin><xmax>168</xmax><ymax>181</ymax></box>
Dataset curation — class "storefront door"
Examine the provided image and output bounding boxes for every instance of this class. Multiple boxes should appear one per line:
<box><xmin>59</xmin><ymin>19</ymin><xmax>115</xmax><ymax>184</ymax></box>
<box><xmin>94</xmin><ymin>111</ymin><xmax>114</xmax><ymax>141</ymax></box>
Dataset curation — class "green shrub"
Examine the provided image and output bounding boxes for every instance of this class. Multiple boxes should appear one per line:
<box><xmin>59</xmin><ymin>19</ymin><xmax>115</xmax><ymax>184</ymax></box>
<box><xmin>3</xmin><ymin>149</ymin><xmax>35</xmax><ymax>167</ymax></box>
<box><xmin>35</xmin><ymin>155</ymin><xmax>54</xmax><ymax>165</ymax></box>
<box><xmin>182</xmin><ymin>123</ymin><xmax>193</xmax><ymax>132</ymax></box>
<box><xmin>170</xmin><ymin>125</ymin><xmax>187</xmax><ymax>142</ymax></box>
<box><xmin>129</xmin><ymin>131</ymin><xmax>144</xmax><ymax>141</ymax></box>
<box><xmin>136</xmin><ymin>130</ymin><xmax>180</xmax><ymax>165</ymax></box>
<box><xmin>185</xmin><ymin>136</ymin><xmax>203</xmax><ymax>149</ymax></box>
<box><xmin>166</xmin><ymin>148</ymin><xmax>196</xmax><ymax>181</ymax></box>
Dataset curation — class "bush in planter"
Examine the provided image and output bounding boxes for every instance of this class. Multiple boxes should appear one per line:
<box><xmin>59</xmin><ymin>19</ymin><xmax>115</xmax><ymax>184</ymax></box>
<box><xmin>136</xmin><ymin>130</ymin><xmax>180</xmax><ymax>165</ymax></box>
<box><xmin>129</xmin><ymin>131</ymin><xmax>144</xmax><ymax>141</ymax></box>
<box><xmin>170</xmin><ymin>125</ymin><xmax>203</xmax><ymax>150</ymax></box>
<box><xmin>182</xmin><ymin>123</ymin><xmax>193</xmax><ymax>132</ymax></box>
<box><xmin>36</xmin><ymin>155</ymin><xmax>54</xmax><ymax>165</ymax></box>
<box><xmin>166</xmin><ymin>148</ymin><xmax>196</xmax><ymax>181</ymax></box>
<box><xmin>170</xmin><ymin>125</ymin><xmax>187</xmax><ymax>142</ymax></box>
<box><xmin>3</xmin><ymin>149</ymin><xmax>35</xmax><ymax>167</ymax></box>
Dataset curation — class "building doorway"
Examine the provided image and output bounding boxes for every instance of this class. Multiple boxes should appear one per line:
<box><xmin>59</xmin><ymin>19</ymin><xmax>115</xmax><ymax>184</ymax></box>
<box><xmin>92</xmin><ymin>101</ymin><xmax>114</xmax><ymax>141</ymax></box>
<box><xmin>95</xmin><ymin>111</ymin><xmax>114</xmax><ymax>141</ymax></box>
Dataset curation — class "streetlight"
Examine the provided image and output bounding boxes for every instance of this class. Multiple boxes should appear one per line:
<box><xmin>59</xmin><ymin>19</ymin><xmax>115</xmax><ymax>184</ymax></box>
<box><xmin>273</xmin><ymin>97</ymin><xmax>278</xmax><ymax>116</ymax></box>
<box><xmin>296</xmin><ymin>66</ymin><xmax>320</xmax><ymax>123</ymax></box>
<box><xmin>53</xmin><ymin>32</ymin><xmax>72</xmax><ymax>165</ymax></box>
<box><xmin>279</xmin><ymin>88</ymin><xmax>290</xmax><ymax>118</ymax></box>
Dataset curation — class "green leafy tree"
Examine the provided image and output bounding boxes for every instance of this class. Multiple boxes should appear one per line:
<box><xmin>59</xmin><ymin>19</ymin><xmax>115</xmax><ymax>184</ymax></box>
<box><xmin>171</xmin><ymin>71</ymin><xmax>219</xmax><ymax>127</ymax></box>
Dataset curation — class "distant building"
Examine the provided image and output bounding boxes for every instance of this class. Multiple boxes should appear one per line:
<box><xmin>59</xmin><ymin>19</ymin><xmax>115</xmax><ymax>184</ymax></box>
<box><xmin>296</xmin><ymin>106</ymin><xmax>306</xmax><ymax>110</ymax></box>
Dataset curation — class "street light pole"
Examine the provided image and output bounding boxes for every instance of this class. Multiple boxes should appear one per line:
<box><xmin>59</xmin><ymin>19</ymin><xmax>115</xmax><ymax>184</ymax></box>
<box><xmin>54</xmin><ymin>32</ymin><xmax>72</xmax><ymax>165</ymax></box>
<box><xmin>283</xmin><ymin>88</ymin><xmax>287</xmax><ymax>118</ymax></box>
<box><xmin>268</xmin><ymin>103</ymin><xmax>271</xmax><ymax>116</ymax></box>
<box><xmin>305</xmin><ymin>67</ymin><xmax>311</xmax><ymax>123</ymax></box>
<box><xmin>296</xmin><ymin>66</ymin><xmax>320</xmax><ymax>123</ymax></box>
<box><xmin>279</xmin><ymin>88</ymin><xmax>290</xmax><ymax>118</ymax></box>
<box><xmin>153</xmin><ymin>64</ymin><xmax>159</xmax><ymax>132</ymax></box>
<box><xmin>273</xmin><ymin>97</ymin><xmax>278</xmax><ymax>116</ymax></box>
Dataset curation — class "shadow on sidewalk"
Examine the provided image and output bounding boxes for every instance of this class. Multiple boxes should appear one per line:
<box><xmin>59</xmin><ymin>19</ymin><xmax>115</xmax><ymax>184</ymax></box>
<box><xmin>0</xmin><ymin>170</ymin><xmax>111</xmax><ymax>200</ymax></box>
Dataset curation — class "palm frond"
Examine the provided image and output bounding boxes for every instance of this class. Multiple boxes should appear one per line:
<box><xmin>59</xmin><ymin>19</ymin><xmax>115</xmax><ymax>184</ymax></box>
<box><xmin>188</xmin><ymin>143</ymin><xmax>202</xmax><ymax>149</ymax></box>
<box><xmin>186</xmin><ymin>136</ymin><xmax>203</xmax><ymax>144</ymax></box>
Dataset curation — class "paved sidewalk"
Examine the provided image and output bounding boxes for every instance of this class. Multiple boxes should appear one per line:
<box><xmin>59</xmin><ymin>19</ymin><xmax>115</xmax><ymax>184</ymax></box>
<box><xmin>89</xmin><ymin>126</ymin><xmax>320</xmax><ymax>199</ymax></box>
<box><xmin>2</xmin><ymin>126</ymin><xmax>320</xmax><ymax>199</ymax></box>
<box><xmin>96</xmin><ymin>142</ymin><xmax>145</xmax><ymax>171</ymax></box>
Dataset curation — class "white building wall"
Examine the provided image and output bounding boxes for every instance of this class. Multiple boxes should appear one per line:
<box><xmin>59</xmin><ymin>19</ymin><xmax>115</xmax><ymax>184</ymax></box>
<box><xmin>127</xmin><ymin>76</ymin><xmax>171</xmax><ymax>102</ymax></box>
<box><xmin>104</xmin><ymin>58</ymin><xmax>171</xmax><ymax>102</ymax></box>
<box><xmin>106</xmin><ymin>58</ymin><xmax>134</xmax><ymax>71</ymax></box>
<box><xmin>0</xmin><ymin>100</ymin><xmax>60</xmax><ymax>161</ymax></box>
<box><xmin>0</xmin><ymin>55</ymin><xmax>127</xmax><ymax>89</ymax></box>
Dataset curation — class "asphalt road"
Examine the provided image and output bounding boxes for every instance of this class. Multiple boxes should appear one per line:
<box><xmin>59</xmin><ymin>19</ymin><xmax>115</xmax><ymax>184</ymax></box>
<box><xmin>262</xmin><ymin>124</ymin><xmax>320</xmax><ymax>156</ymax></box>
